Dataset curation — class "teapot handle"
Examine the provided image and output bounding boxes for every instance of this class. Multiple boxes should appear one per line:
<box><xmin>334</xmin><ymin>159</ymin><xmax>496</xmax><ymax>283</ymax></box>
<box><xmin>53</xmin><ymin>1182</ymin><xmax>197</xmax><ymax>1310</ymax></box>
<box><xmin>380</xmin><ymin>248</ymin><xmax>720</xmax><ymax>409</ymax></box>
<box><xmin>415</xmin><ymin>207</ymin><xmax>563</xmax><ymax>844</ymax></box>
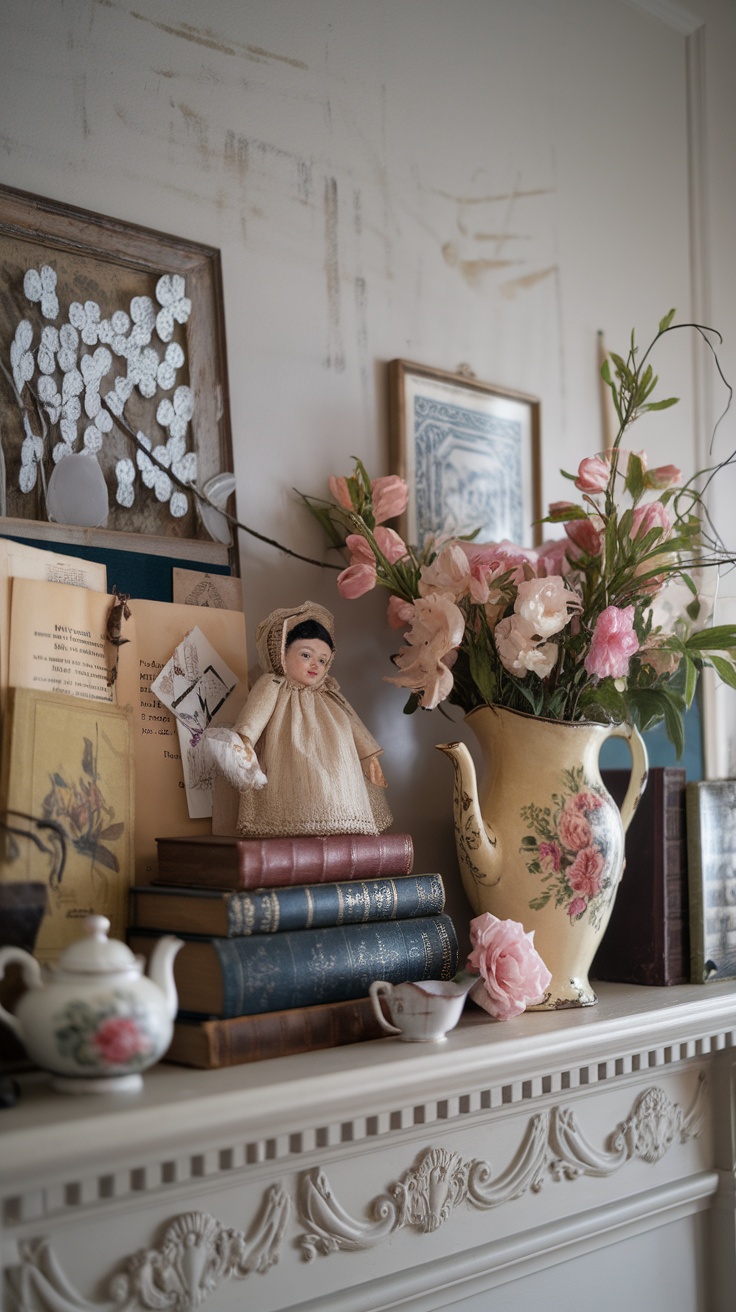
<box><xmin>369</xmin><ymin>981</ymin><xmax>402</xmax><ymax>1036</ymax></box>
<box><xmin>0</xmin><ymin>946</ymin><xmax>42</xmax><ymax>1040</ymax></box>
<box><xmin>607</xmin><ymin>723</ymin><xmax>649</xmax><ymax>833</ymax></box>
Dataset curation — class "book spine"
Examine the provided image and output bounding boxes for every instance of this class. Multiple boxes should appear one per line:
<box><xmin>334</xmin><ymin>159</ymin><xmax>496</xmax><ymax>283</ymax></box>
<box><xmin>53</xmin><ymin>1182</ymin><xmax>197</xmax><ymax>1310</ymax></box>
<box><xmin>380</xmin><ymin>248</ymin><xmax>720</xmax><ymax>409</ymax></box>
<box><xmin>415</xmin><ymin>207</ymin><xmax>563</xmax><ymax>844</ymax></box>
<box><xmin>210</xmin><ymin>914</ymin><xmax>458</xmax><ymax>1017</ymax></box>
<box><xmin>200</xmin><ymin>997</ymin><xmax>386</xmax><ymax>1066</ymax></box>
<box><xmin>224</xmin><ymin>874</ymin><xmax>445</xmax><ymax>935</ymax></box>
<box><xmin>156</xmin><ymin>832</ymin><xmax>414</xmax><ymax>889</ymax></box>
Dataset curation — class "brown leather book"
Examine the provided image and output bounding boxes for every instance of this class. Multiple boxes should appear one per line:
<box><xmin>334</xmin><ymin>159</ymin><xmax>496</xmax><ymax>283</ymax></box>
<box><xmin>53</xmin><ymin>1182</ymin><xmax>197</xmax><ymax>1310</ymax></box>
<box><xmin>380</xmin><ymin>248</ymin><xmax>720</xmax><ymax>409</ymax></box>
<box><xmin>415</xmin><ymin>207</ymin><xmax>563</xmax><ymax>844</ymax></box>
<box><xmin>592</xmin><ymin>767</ymin><xmax>688</xmax><ymax>986</ymax></box>
<box><xmin>164</xmin><ymin>996</ymin><xmax>387</xmax><ymax>1068</ymax></box>
<box><xmin>153</xmin><ymin>832</ymin><xmax>414</xmax><ymax>890</ymax></box>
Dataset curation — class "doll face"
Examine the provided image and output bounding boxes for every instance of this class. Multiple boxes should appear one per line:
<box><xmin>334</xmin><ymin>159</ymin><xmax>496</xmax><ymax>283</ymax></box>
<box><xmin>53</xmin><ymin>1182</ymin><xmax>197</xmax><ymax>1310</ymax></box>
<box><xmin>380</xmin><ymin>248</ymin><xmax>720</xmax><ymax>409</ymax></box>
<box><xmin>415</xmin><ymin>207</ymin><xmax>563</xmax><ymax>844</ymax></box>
<box><xmin>283</xmin><ymin>637</ymin><xmax>333</xmax><ymax>687</ymax></box>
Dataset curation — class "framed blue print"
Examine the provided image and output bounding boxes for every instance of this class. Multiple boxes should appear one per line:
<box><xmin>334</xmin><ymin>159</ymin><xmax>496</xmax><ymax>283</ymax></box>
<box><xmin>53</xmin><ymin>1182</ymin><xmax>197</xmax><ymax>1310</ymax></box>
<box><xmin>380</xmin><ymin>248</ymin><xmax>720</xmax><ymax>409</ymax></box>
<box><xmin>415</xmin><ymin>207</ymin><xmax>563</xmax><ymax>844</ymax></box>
<box><xmin>388</xmin><ymin>360</ymin><xmax>541</xmax><ymax>550</ymax></box>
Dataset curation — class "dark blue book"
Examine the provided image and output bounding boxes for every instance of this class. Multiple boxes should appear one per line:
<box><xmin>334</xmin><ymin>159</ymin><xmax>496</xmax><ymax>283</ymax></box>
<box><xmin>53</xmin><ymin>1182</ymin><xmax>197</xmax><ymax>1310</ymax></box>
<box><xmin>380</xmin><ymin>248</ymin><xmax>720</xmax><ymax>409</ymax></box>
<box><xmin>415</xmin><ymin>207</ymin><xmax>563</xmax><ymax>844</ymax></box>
<box><xmin>128</xmin><ymin>914</ymin><xmax>458</xmax><ymax>1018</ymax></box>
<box><xmin>129</xmin><ymin>873</ymin><xmax>445</xmax><ymax>937</ymax></box>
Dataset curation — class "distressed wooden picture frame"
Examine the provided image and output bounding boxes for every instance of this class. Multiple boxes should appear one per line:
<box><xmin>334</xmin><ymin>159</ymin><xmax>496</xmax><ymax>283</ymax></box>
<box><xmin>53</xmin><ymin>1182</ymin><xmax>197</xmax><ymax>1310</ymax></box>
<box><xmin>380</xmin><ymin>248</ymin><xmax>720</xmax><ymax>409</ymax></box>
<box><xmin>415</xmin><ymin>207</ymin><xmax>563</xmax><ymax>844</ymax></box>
<box><xmin>0</xmin><ymin>184</ymin><xmax>236</xmax><ymax>568</ymax></box>
<box><xmin>389</xmin><ymin>359</ymin><xmax>542</xmax><ymax>550</ymax></box>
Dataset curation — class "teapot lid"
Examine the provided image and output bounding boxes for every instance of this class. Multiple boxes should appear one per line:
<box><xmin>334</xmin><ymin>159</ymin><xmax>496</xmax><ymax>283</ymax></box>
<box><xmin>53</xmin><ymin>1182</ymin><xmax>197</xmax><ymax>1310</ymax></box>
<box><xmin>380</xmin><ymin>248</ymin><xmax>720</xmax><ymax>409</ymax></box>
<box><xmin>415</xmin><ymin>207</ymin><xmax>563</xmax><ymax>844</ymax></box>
<box><xmin>57</xmin><ymin>915</ymin><xmax>140</xmax><ymax>975</ymax></box>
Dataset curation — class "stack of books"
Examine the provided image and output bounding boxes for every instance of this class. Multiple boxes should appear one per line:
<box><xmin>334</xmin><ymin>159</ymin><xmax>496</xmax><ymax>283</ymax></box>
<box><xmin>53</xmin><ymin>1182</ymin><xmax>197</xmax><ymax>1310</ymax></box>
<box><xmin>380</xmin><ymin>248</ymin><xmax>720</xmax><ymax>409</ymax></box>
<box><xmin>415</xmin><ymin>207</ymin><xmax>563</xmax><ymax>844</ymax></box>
<box><xmin>128</xmin><ymin>831</ymin><xmax>459</xmax><ymax>1068</ymax></box>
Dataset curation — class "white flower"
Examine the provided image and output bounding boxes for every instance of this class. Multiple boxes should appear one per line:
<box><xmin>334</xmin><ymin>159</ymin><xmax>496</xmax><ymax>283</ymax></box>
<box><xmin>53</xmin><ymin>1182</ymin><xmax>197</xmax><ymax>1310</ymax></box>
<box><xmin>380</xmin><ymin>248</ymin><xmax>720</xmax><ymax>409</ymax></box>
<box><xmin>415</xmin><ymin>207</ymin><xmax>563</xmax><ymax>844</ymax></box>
<box><xmin>494</xmin><ymin>614</ymin><xmax>558</xmax><ymax>679</ymax></box>
<box><xmin>19</xmin><ymin>418</ymin><xmax>44</xmax><ymax>493</ymax></box>
<box><xmin>10</xmin><ymin>320</ymin><xmax>34</xmax><ymax>394</ymax></box>
<box><xmin>169</xmin><ymin>491</ymin><xmax>188</xmax><ymax>518</ymax></box>
<box><xmin>115</xmin><ymin>457</ymin><xmax>136</xmax><ymax>508</ymax></box>
<box><xmin>104</xmin><ymin>374</ymin><xmax>134</xmax><ymax>416</ymax></box>
<box><xmin>38</xmin><ymin>374</ymin><xmax>62</xmax><ymax>423</ymax></box>
<box><xmin>127</xmin><ymin>344</ymin><xmax>160</xmax><ymax>398</ymax></box>
<box><xmin>69</xmin><ymin>300</ymin><xmax>102</xmax><ymax>346</ymax></box>
<box><xmin>155</xmin><ymin>274</ymin><xmax>192</xmax><ymax>343</ymax></box>
<box><xmin>130</xmin><ymin>296</ymin><xmax>156</xmax><ymax>347</ymax></box>
<box><xmin>23</xmin><ymin>265</ymin><xmax>59</xmax><ymax>319</ymax></box>
<box><xmin>38</xmin><ymin>326</ymin><xmax>60</xmax><ymax>375</ymax></box>
<box><xmin>514</xmin><ymin>577</ymin><xmax>581</xmax><ymax>638</ymax></box>
<box><xmin>156</xmin><ymin>384</ymin><xmax>194</xmax><ymax>439</ymax></box>
<box><xmin>157</xmin><ymin>341</ymin><xmax>185</xmax><ymax>390</ymax></box>
<box><xmin>57</xmin><ymin>323</ymin><xmax>79</xmax><ymax>373</ymax></box>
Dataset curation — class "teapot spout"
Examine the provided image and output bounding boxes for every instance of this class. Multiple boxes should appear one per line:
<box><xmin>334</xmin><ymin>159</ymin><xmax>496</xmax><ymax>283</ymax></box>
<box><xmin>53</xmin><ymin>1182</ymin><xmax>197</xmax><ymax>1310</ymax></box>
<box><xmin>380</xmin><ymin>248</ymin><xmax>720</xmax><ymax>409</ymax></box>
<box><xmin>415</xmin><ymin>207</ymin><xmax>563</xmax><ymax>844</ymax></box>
<box><xmin>147</xmin><ymin>935</ymin><xmax>184</xmax><ymax>1021</ymax></box>
<box><xmin>436</xmin><ymin>740</ymin><xmax>499</xmax><ymax>913</ymax></box>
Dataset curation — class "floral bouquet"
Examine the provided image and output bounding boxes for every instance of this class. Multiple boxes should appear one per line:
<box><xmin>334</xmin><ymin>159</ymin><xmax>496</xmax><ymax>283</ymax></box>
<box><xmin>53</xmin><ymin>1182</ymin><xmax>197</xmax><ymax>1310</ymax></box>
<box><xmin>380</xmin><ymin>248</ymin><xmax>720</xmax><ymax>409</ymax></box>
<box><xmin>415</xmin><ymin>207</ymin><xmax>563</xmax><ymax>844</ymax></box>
<box><xmin>301</xmin><ymin>312</ymin><xmax>736</xmax><ymax>754</ymax></box>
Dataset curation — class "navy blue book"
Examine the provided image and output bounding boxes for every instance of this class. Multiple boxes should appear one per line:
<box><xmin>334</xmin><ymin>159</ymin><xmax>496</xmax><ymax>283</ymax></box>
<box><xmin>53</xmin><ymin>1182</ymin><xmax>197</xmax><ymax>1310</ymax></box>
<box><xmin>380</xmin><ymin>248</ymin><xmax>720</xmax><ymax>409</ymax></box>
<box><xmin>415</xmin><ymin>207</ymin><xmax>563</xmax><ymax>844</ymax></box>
<box><xmin>129</xmin><ymin>873</ymin><xmax>445</xmax><ymax>937</ymax></box>
<box><xmin>128</xmin><ymin>914</ymin><xmax>459</xmax><ymax>1018</ymax></box>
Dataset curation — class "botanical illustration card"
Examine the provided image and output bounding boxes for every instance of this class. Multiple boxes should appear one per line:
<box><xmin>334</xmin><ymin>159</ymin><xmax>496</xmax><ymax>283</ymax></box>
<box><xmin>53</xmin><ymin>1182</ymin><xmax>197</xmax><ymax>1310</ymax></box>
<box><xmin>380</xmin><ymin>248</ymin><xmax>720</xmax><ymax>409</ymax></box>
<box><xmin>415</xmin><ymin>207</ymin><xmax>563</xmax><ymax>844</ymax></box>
<box><xmin>0</xmin><ymin>687</ymin><xmax>134</xmax><ymax>962</ymax></box>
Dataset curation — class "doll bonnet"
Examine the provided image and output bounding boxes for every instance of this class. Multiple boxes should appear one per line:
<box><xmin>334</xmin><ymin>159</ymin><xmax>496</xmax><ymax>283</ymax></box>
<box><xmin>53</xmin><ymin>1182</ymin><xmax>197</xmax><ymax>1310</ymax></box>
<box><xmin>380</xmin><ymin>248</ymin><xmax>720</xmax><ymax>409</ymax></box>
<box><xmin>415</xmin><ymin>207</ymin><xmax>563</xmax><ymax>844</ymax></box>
<box><xmin>255</xmin><ymin>601</ymin><xmax>336</xmax><ymax>678</ymax></box>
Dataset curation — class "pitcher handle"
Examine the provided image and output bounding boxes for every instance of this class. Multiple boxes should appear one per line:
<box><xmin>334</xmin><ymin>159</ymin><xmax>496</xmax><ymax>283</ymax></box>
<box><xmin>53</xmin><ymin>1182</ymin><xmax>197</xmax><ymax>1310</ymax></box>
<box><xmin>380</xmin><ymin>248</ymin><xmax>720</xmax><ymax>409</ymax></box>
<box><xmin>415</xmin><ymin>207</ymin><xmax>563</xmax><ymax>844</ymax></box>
<box><xmin>608</xmin><ymin>723</ymin><xmax>649</xmax><ymax>833</ymax></box>
<box><xmin>369</xmin><ymin>981</ymin><xmax>402</xmax><ymax>1036</ymax></box>
<box><xmin>0</xmin><ymin>946</ymin><xmax>42</xmax><ymax>1041</ymax></box>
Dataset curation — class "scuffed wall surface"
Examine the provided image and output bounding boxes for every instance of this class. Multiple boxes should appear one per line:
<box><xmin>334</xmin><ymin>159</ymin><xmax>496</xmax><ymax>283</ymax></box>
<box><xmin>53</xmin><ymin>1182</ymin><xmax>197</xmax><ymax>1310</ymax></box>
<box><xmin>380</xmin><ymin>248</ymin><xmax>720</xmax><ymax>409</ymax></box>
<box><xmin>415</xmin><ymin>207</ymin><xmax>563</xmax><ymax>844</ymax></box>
<box><xmin>1</xmin><ymin>0</ymin><xmax>734</xmax><ymax>926</ymax></box>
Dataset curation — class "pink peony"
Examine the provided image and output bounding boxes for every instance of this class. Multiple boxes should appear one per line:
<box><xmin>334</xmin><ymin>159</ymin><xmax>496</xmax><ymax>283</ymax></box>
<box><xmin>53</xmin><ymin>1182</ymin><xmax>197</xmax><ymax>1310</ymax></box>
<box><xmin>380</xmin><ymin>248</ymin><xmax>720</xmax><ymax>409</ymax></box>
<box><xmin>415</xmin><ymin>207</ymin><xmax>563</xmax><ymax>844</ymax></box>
<box><xmin>584</xmin><ymin>604</ymin><xmax>639</xmax><ymax>680</ymax></box>
<box><xmin>558</xmin><ymin>800</ymin><xmax>592</xmax><ymax>852</ymax></box>
<box><xmin>575</xmin><ymin>455</ymin><xmax>610</xmax><ymax>493</ymax></box>
<box><xmin>374</xmin><ymin>525</ymin><xmax>409</xmax><ymax>565</ymax></box>
<box><xmin>371</xmin><ymin>475</ymin><xmax>408</xmax><ymax>524</ymax></box>
<box><xmin>386</xmin><ymin>593</ymin><xmax>415</xmax><ymax>630</ymax></box>
<box><xmin>567</xmin><ymin>845</ymin><xmax>605</xmax><ymax>899</ymax></box>
<box><xmin>466</xmin><ymin>912</ymin><xmax>552</xmax><ymax>1020</ymax></box>
<box><xmin>93</xmin><ymin>1017</ymin><xmax>151</xmax><ymax>1066</ymax></box>
<box><xmin>536</xmin><ymin>537</ymin><xmax>571</xmax><ymax>577</ymax></box>
<box><xmin>386</xmin><ymin>592</ymin><xmax>465</xmax><ymax>708</ymax></box>
<box><xmin>328</xmin><ymin>475</ymin><xmax>354</xmax><ymax>510</ymax></box>
<box><xmin>573</xmin><ymin>789</ymin><xmax>603</xmax><ymax>813</ymax></box>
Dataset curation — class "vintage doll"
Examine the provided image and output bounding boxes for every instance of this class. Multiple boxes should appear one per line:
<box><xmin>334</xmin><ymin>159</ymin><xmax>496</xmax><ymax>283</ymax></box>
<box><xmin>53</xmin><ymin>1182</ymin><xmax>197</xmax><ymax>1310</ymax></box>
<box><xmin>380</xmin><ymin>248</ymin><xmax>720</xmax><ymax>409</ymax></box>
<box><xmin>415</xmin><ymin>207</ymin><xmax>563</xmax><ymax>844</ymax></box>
<box><xmin>205</xmin><ymin>601</ymin><xmax>393</xmax><ymax>837</ymax></box>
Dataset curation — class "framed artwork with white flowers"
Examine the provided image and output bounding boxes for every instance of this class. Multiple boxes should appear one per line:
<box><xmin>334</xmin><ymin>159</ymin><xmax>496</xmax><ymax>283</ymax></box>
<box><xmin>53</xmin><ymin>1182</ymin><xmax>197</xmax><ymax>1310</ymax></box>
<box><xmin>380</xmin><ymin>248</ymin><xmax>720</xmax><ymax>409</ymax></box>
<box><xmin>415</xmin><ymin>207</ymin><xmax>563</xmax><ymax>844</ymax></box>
<box><xmin>388</xmin><ymin>359</ymin><xmax>542</xmax><ymax>551</ymax></box>
<box><xmin>0</xmin><ymin>185</ymin><xmax>235</xmax><ymax>560</ymax></box>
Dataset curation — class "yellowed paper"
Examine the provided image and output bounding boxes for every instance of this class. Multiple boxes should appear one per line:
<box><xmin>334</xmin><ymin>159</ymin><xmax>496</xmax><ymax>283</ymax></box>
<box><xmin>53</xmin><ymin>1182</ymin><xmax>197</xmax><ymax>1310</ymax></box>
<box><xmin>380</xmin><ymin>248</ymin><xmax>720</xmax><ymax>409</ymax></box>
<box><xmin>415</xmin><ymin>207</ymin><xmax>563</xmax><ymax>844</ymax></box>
<box><xmin>116</xmin><ymin>600</ymin><xmax>248</xmax><ymax>883</ymax></box>
<box><xmin>0</xmin><ymin>539</ymin><xmax>107</xmax><ymax>710</ymax></box>
<box><xmin>8</xmin><ymin>578</ymin><xmax>116</xmax><ymax>704</ymax></box>
<box><xmin>0</xmin><ymin>688</ymin><xmax>134</xmax><ymax>963</ymax></box>
<box><xmin>172</xmin><ymin>567</ymin><xmax>244</xmax><ymax>612</ymax></box>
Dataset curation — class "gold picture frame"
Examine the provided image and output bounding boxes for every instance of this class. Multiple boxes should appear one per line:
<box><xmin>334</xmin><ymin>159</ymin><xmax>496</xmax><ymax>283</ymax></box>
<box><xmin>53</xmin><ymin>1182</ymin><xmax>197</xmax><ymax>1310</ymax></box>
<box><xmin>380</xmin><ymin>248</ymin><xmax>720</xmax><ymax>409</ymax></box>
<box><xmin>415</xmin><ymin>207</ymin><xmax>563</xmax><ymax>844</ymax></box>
<box><xmin>389</xmin><ymin>359</ymin><xmax>542</xmax><ymax>549</ymax></box>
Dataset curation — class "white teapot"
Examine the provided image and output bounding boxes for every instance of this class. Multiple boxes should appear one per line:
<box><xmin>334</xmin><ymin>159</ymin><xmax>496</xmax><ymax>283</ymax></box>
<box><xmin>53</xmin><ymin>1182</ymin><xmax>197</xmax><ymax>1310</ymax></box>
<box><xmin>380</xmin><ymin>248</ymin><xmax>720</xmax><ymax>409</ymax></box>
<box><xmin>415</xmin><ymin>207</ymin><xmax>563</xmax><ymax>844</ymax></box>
<box><xmin>0</xmin><ymin>914</ymin><xmax>182</xmax><ymax>1093</ymax></box>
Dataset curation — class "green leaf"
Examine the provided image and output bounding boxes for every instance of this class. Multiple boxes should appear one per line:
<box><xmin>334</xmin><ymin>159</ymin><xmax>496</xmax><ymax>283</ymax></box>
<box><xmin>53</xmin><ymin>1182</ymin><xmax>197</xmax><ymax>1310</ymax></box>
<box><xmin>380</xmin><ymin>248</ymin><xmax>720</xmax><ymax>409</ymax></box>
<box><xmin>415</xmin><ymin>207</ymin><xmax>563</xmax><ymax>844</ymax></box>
<box><xmin>402</xmin><ymin>693</ymin><xmax>421</xmax><ymax>715</ymax></box>
<box><xmin>686</xmin><ymin>625</ymin><xmax>736</xmax><ymax>652</ymax></box>
<box><xmin>708</xmin><ymin>655</ymin><xmax>736</xmax><ymax>690</ymax></box>
<box><xmin>545</xmin><ymin>503</ymin><xmax>588</xmax><ymax>523</ymax></box>
<box><xmin>81</xmin><ymin>738</ymin><xmax>95</xmax><ymax>778</ymax></box>
<box><xmin>658</xmin><ymin>308</ymin><xmax>676</xmax><ymax>333</ymax></box>
<box><xmin>642</xmin><ymin>396</ymin><xmax>679</xmax><ymax>412</ymax></box>
<box><xmin>624</xmin><ymin>452</ymin><xmax>646</xmax><ymax>501</ymax></box>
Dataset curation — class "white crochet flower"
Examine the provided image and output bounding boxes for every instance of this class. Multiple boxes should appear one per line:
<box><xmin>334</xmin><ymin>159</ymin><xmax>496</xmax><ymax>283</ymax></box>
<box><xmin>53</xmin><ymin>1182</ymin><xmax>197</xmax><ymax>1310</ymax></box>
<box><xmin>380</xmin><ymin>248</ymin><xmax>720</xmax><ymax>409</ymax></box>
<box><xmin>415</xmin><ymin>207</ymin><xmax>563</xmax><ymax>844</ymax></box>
<box><xmin>156</xmin><ymin>384</ymin><xmax>194</xmax><ymax>439</ymax></box>
<box><xmin>19</xmin><ymin>419</ymin><xmax>44</xmax><ymax>493</ymax></box>
<box><xmin>80</xmin><ymin>346</ymin><xmax>113</xmax><ymax>421</ymax></box>
<box><xmin>23</xmin><ymin>265</ymin><xmax>59</xmax><ymax>319</ymax></box>
<box><xmin>57</xmin><ymin>323</ymin><xmax>79</xmax><ymax>374</ymax></box>
<box><xmin>99</xmin><ymin>309</ymin><xmax>132</xmax><ymax>348</ymax></box>
<box><xmin>104</xmin><ymin>374</ymin><xmax>134</xmax><ymax>416</ymax></box>
<box><xmin>38</xmin><ymin>374</ymin><xmax>62</xmax><ymax>423</ymax></box>
<box><xmin>115</xmin><ymin>457</ymin><xmax>136</xmax><ymax>508</ymax></box>
<box><xmin>127</xmin><ymin>344</ymin><xmax>160</xmax><ymax>398</ymax></box>
<box><xmin>10</xmin><ymin>320</ymin><xmax>34</xmax><ymax>394</ymax></box>
<box><xmin>38</xmin><ymin>326</ymin><xmax>60</xmax><ymax>375</ymax></box>
<box><xmin>155</xmin><ymin>274</ymin><xmax>191</xmax><ymax>343</ymax></box>
<box><xmin>156</xmin><ymin>341</ymin><xmax>185</xmax><ymax>391</ymax></box>
<box><xmin>130</xmin><ymin>296</ymin><xmax>156</xmax><ymax>347</ymax></box>
<box><xmin>69</xmin><ymin>300</ymin><xmax>102</xmax><ymax>346</ymax></box>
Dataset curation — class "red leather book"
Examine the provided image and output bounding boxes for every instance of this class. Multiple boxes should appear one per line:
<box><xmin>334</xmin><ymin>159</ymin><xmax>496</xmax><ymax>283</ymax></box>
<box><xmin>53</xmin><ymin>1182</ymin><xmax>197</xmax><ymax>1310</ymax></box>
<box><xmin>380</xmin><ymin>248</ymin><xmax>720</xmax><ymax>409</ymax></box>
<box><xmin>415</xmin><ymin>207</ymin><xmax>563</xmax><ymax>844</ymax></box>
<box><xmin>152</xmin><ymin>832</ymin><xmax>414</xmax><ymax>890</ymax></box>
<box><xmin>592</xmin><ymin>767</ymin><xmax>688</xmax><ymax>986</ymax></box>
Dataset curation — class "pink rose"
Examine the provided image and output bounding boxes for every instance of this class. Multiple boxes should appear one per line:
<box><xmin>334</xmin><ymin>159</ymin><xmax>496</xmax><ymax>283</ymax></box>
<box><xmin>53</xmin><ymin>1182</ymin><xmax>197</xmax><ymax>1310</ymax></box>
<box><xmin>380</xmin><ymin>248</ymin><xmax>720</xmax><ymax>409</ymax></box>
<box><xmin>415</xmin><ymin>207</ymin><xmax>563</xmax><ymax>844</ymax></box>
<box><xmin>567</xmin><ymin>845</ymin><xmax>605</xmax><ymax>899</ymax></box>
<box><xmin>371</xmin><ymin>475</ymin><xmax>408</xmax><ymax>524</ymax></box>
<box><xmin>573</xmin><ymin>790</ymin><xmax>603</xmax><ymax>813</ymax></box>
<box><xmin>539</xmin><ymin>840</ymin><xmax>562</xmax><ymax>871</ymax></box>
<box><xmin>337</xmin><ymin>562</ymin><xmax>377</xmax><ymax>599</ymax></box>
<box><xmin>567</xmin><ymin>897</ymin><xmax>587</xmax><ymax>920</ymax></box>
<box><xmin>93</xmin><ymin>1017</ymin><xmax>151</xmax><ymax>1066</ymax></box>
<box><xmin>558</xmin><ymin>800</ymin><xmax>592</xmax><ymax>852</ymax></box>
<box><xmin>374</xmin><ymin>526</ymin><xmax>408</xmax><ymax>565</ymax></box>
<box><xmin>575</xmin><ymin>455</ymin><xmax>610</xmax><ymax>493</ymax></box>
<box><xmin>328</xmin><ymin>475</ymin><xmax>354</xmax><ymax>510</ymax></box>
<box><xmin>584</xmin><ymin>604</ymin><xmax>639</xmax><ymax>680</ymax></box>
<box><xmin>466</xmin><ymin>912</ymin><xmax>552</xmax><ymax>1020</ymax></box>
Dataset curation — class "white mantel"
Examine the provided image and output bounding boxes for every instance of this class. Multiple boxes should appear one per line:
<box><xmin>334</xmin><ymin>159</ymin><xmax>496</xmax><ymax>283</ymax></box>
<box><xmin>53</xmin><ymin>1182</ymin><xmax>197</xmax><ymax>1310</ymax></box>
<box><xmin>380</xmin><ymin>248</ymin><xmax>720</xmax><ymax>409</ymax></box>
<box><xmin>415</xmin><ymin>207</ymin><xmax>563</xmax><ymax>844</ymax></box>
<box><xmin>2</xmin><ymin>980</ymin><xmax>736</xmax><ymax>1312</ymax></box>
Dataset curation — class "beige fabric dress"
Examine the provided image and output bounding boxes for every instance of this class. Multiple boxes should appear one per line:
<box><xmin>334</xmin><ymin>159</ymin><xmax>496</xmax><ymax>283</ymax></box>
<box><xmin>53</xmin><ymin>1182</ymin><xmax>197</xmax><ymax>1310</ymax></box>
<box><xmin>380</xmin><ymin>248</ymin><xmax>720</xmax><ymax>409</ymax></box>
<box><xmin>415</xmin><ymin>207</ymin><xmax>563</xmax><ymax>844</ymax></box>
<box><xmin>232</xmin><ymin>602</ymin><xmax>393</xmax><ymax>838</ymax></box>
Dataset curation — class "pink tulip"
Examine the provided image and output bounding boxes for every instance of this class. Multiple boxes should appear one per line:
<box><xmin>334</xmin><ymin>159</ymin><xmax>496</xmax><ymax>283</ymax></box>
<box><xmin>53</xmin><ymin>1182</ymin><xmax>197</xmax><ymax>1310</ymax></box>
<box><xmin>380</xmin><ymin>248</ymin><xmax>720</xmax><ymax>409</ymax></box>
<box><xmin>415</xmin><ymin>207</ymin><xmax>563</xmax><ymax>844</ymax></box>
<box><xmin>574</xmin><ymin>456</ymin><xmax>610</xmax><ymax>493</ymax></box>
<box><xmin>565</xmin><ymin>516</ymin><xmax>602</xmax><ymax>556</ymax></box>
<box><xmin>328</xmin><ymin>475</ymin><xmax>354</xmax><ymax>510</ymax></box>
<box><xmin>584</xmin><ymin>604</ymin><xmax>639</xmax><ymax>680</ymax></box>
<box><xmin>337</xmin><ymin>561</ymin><xmax>377</xmax><ymax>599</ymax></box>
<box><xmin>371</xmin><ymin>475</ymin><xmax>408</xmax><ymax>524</ymax></box>
<box><xmin>374</xmin><ymin>526</ymin><xmax>408</xmax><ymax>565</ymax></box>
<box><xmin>344</xmin><ymin>532</ymin><xmax>375</xmax><ymax>564</ymax></box>
<box><xmin>631</xmin><ymin>500</ymin><xmax>671</xmax><ymax>540</ymax></box>
<box><xmin>386</xmin><ymin>594</ymin><xmax>415</xmax><ymax>630</ymax></box>
<box><xmin>647</xmin><ymin>464</ymin><xmax>682</xmax><ymax>490</ymax></box>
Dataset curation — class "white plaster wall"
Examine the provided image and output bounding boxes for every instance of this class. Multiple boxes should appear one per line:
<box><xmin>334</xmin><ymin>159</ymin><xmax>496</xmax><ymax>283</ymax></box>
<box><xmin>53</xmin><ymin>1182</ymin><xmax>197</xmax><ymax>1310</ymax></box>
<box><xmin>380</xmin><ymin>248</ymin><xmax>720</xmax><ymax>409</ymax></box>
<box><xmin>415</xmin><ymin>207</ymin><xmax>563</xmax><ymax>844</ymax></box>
<box><xmin>1</xmin><ymin>0</ymin><xmax>735</xmax><ymax>928</ymax></box>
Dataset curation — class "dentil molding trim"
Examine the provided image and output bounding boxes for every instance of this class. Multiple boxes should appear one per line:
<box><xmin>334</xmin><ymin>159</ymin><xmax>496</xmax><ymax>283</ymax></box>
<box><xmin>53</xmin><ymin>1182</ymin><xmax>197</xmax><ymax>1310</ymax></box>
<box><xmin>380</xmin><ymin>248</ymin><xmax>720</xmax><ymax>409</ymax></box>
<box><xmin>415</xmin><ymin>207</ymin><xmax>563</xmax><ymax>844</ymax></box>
<box><xmin>7</xmin><ymin>1079</ymin><xmax>705</xmax><ymax>1310</ymax></box>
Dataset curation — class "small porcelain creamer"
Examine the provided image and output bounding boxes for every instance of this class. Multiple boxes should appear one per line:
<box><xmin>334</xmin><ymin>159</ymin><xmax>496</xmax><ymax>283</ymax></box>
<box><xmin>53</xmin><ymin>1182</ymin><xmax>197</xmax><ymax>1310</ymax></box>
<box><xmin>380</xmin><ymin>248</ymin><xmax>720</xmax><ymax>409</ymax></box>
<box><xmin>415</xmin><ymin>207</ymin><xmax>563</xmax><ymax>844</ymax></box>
<box><xmin>369</xmin><ymin>976</ymin><xmax>476</xmax><ymax>1042</ymax></box>
<box><xmin>0</xmin><ymin>914</ymin><xmax>183</xmax><ymax>1093</ymax></box>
